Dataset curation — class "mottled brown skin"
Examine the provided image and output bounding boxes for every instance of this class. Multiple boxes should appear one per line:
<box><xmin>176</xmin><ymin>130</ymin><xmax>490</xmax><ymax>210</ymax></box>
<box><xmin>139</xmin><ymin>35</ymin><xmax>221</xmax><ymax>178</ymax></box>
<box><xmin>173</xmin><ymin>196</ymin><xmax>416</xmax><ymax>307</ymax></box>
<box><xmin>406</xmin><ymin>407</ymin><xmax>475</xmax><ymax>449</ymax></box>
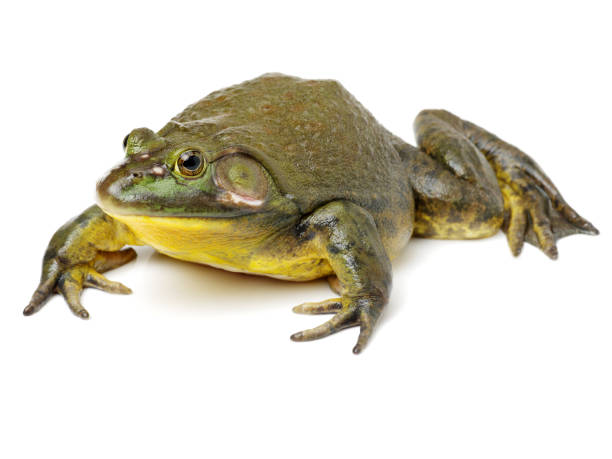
<box><xmin>25</xmin><ymin>74</ymin><xmax>598</xmax><ymax>353</ymax></box>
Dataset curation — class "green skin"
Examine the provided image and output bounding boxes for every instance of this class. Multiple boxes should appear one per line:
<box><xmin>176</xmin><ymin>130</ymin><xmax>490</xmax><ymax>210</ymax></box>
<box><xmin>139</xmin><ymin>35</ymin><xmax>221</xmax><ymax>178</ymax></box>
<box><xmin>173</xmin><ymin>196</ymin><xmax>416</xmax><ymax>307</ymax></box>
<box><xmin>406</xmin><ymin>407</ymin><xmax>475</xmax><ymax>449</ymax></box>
<box><xmin>25</xmin><ymin>74</ymin><xmax>598</xmax><ymax>354</ymax></box>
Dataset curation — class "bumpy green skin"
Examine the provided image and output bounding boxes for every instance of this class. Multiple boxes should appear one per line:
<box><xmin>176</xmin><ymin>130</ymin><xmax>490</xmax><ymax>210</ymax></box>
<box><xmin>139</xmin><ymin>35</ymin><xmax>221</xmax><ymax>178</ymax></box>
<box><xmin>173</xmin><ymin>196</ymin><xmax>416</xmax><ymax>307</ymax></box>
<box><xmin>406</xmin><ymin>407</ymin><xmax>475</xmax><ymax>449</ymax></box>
<box><xmin>26</xmin><ymin>74</ymin><xmax>598</xmax><ymax>353</ymax></box>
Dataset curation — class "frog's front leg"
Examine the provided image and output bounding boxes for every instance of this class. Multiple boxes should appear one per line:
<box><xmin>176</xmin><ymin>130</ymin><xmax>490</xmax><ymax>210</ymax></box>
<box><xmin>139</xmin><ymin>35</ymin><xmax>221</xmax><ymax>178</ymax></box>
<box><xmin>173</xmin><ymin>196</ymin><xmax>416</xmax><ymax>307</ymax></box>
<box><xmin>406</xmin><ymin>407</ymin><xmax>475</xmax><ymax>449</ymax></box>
<box><xmin>413</xmin><ymin>110</ymin><xmax>598</xmax><ymax>258</ymax></box>
<box><xmin>24</xmin><ymin>205</ymin><xmax>140</xmax><ymax>318</ymax></box>
<box><xmin>290</xmin><ymin>201</ymin><xmax>392</xmax><ymax>354</ymax></box>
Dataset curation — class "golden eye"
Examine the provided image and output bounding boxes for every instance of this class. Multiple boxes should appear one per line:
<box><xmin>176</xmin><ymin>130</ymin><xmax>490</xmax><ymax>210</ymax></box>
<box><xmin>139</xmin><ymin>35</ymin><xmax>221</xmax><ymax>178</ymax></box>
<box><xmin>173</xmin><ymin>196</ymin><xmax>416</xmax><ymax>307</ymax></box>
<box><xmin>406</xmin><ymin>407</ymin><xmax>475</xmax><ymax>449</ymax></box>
<box><xmin>175</xmin><ymin>150</ymin><xmax>206</xmax><ymax>177</ymax></box>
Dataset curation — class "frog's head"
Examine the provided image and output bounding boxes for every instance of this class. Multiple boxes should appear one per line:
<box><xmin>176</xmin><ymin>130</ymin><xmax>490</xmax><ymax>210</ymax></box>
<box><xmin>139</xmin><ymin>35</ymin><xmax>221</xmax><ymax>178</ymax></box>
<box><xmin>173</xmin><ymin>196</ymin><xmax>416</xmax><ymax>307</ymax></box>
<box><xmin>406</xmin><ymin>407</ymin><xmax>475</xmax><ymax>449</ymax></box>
<box><xmin>96</xmin><ymin>127</ymin><xmax>280</xmax><ymax>219</ymax></box>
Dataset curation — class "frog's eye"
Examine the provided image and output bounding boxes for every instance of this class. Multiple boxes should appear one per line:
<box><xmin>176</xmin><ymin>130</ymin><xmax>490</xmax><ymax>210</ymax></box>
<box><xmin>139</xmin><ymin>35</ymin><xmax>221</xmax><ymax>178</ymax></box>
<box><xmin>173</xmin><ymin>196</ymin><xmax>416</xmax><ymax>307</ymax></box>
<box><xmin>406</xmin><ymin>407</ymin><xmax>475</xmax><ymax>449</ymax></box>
<box><xmin>122</xmin><ymin>133</ymin><xmax>130</xmax><ymax>151</ymax></box>
<box><xmin>175</xmin><ymin>150</ymin><xmax>206</xmax><ymax>177</ymax></box>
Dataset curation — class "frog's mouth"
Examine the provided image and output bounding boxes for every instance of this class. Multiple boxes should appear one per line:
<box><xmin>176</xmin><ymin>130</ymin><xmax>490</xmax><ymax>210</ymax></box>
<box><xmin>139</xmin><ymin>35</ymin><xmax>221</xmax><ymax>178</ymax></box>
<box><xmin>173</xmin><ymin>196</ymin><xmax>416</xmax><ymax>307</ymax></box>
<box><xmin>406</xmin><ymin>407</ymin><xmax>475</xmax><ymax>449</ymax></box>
<box><xmin>96</xmin><ymin>160</ymin><xmax>265</xmax><ymax>220</ymax></box>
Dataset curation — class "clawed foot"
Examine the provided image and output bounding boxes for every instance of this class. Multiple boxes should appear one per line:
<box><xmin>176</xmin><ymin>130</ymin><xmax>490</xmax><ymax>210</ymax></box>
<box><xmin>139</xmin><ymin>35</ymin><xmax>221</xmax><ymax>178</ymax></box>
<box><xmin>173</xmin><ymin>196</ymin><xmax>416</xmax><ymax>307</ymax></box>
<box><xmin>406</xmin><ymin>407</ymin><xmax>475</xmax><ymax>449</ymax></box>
<box><xmin>291</xmin><ymin>296</ymin><xmax>382</xmax><ymax>354</ymax></box>
<box><xmin>500</xmin><ymin>169</ymin><xmax>598</xmax><ymax>259</ymax></box>
<box><xmin>24</xmin><ymin>248</ymin><xmax>136</xmax><ymax>318</ymax></box>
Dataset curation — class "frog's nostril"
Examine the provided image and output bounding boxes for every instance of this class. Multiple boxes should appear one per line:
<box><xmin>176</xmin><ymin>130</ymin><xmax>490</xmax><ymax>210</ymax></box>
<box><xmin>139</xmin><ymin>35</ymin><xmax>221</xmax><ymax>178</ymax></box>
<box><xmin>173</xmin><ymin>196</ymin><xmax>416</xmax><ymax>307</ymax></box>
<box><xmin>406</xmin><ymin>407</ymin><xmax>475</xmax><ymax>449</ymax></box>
<box><xmin>151</xmin><ymin>166</ymin><xmax>165</xmax><ymax>176</ymax></box>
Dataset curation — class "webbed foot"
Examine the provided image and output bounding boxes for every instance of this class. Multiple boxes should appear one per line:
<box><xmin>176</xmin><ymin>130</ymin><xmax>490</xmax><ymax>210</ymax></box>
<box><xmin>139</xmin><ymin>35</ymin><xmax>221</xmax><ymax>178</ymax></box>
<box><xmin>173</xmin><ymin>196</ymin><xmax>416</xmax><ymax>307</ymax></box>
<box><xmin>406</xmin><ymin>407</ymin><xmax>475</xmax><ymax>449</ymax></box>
<box><xmin>24</xmin><ymin>248</ymin><xmax>136</xmax><ymax>318</ymax></box>
<box><xmin>500</xmin><ymin>170</ymin><xmax>598</xmax><ymax>259</ymax></box>
<box><xmin>291</xmin><ymin>296</ymin><xmax>382</xmax><ymax>354</ymax></box>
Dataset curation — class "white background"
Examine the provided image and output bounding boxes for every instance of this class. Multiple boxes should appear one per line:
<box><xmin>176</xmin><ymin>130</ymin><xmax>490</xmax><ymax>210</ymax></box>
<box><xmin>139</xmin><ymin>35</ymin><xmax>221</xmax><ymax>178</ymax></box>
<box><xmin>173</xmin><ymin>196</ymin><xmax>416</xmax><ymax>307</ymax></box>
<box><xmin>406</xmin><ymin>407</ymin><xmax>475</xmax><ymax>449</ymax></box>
<box><xmin>1</xmin><ymin>1</ymin><xmax>610</xmax><ymax>458</ymax></box>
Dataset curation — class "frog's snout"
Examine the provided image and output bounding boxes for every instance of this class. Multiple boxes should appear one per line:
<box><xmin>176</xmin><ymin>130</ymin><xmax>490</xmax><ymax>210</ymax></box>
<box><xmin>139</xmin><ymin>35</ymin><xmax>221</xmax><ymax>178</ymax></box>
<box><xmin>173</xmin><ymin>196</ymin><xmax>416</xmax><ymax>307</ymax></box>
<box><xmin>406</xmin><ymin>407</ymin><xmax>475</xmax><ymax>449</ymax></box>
<box><xmin>96</xmin><ymin>160</ymin><xmax>169</xmax><ymax>215</ymax></box>
<box><xmin>100</xmin><ymin>160</ymin><xmax>168</xmax><ymax>187</ymax></box>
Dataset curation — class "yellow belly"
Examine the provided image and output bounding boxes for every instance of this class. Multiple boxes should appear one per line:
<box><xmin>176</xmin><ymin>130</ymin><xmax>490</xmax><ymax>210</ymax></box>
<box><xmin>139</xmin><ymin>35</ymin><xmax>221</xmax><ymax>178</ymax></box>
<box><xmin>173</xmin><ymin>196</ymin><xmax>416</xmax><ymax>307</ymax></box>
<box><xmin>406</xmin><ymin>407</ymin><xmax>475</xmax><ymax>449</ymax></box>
<box><xmin>109</xmin><ymin>213</ymin><xmax>332</xmax><ymax>281</ymax></box>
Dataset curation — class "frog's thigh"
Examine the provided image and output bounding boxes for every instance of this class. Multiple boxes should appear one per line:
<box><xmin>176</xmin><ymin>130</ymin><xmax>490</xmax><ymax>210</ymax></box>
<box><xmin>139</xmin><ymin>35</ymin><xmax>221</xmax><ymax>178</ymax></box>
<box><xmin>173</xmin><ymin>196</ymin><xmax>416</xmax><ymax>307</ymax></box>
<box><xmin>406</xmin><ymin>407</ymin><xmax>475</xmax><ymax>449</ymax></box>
<box><xmin>409</xmin><ymin>111</ymin><xmax>504</xmax><ymax>239</ymax></box>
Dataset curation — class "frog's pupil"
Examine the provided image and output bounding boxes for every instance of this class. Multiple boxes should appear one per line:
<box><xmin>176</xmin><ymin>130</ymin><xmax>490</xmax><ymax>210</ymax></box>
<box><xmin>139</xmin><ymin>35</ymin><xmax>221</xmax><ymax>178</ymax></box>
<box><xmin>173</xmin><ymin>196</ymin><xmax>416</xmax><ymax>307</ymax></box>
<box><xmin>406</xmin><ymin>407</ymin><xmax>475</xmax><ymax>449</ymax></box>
<box><xmin>183</xmin><ymin>154</ymin><xmax>201</xmax><ymax>170</ymax></box>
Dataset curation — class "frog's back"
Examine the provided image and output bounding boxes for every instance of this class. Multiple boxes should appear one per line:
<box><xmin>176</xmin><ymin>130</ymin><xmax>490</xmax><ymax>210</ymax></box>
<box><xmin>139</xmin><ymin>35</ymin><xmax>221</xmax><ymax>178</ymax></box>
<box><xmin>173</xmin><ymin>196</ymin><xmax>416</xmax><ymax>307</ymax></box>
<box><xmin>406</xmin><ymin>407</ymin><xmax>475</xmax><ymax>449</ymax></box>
<box><xmin>163</xmin><ymin>75</ymin><xmax>411</xmax><ymax>209</ymax></box>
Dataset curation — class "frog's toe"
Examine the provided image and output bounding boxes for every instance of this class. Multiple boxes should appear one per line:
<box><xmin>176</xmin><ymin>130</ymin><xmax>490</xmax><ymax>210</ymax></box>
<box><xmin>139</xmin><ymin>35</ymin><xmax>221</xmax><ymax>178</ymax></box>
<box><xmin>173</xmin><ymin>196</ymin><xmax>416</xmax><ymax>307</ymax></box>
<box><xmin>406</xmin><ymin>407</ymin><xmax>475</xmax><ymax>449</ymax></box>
<box><xmin>529</xmin><ymin>196</ymin><xmax>559</xmax><ymax>259</ymax></box>
<box><xmin>352</xmin><ymin>310</ymin><xmax>375</xmax><ymax>354</ymax></box>
<box><xmin>290</xmin><ymin>310</ymin><xmax>358</xmax><ymax>342</ymax></box>
<box><xmin>505</xmin><ymin>195</ymin><xmax>527</xmax><ymax>257</ymax></box>
<box><xmin>290</xmin><ymin>297</ymin><xmax>383</xmax><ymax>353</ymax></box>
<box><xmin>57</xmin><ymin>267</ymin><xmax>90</xmax><ymax>319</ymax></box>
<box><xmin>556</xmin><ymin>201</ymin><xmax>599</xmax><ymax>236</ymax></box>
<box><xmin>84</xmin><ymin>270</ymin><xmax>132</xmax><ymax>294</ymax></box>
<box><xmin>326</xmin><ymin>276</ymin><xmax>342</xmax><ymax>295</ymax></box>
<box><xmin>292</xmin><ymin>298</ymin><xmax>342</xmax><ymax>315</ymax></box>
<box><xmin>23</xmin><ymin>273</ymin><xmax>59</xmax><ymax>316</ymax></box>
<box><xmin>93</xmin><ymin>248</ymin><xmax>137</xmax><ymax>273</ymax></box>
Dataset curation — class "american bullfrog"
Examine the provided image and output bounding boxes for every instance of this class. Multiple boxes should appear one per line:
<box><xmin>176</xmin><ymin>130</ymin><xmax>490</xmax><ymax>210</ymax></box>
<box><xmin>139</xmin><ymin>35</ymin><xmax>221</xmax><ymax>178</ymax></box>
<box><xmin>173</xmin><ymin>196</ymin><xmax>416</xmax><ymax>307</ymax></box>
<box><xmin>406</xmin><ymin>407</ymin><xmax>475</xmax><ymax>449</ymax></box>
<box><xmin>25</xmin><ymin>73</ymin><xmax>598</xmax><ymax>353</ymax></box>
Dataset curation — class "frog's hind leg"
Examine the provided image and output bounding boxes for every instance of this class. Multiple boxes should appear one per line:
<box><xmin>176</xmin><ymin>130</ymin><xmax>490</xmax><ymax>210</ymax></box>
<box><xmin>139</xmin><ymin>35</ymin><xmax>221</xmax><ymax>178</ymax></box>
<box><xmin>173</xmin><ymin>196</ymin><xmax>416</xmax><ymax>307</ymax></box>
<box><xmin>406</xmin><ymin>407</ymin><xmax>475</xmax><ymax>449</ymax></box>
<box><xmin>397</xmin><ymin>114</ymin><xmax>506</xmax><ymax>241</ymax></box>
<box><xmin>403</xmin><ymin>109</ymin><xmax>598</xmax><ymax>258</ymax></box>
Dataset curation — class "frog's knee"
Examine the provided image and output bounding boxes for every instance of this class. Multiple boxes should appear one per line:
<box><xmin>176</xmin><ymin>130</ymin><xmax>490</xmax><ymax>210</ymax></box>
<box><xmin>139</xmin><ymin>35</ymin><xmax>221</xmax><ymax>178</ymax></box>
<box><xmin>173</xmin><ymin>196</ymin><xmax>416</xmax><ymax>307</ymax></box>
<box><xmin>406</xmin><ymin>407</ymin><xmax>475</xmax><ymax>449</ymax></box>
<box><xmin>414</xmin><ymin>109</ymin><xmax>456</xmax><ymax>127</ymax></box>
<box><xmin>416</xmin><ymin>109</ymin><xmax>444</xmax><ymax>120</ymax></box>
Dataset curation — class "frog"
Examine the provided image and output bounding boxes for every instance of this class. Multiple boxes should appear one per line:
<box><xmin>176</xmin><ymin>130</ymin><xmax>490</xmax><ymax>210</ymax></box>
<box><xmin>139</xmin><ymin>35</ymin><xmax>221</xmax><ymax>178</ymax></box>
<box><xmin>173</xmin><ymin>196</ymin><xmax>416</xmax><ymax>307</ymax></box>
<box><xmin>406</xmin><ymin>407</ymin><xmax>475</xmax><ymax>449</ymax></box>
<box><xmin>24</xmin><ymin>73</ymin><xmax>598</xmax><ymax>353</ymax></box>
